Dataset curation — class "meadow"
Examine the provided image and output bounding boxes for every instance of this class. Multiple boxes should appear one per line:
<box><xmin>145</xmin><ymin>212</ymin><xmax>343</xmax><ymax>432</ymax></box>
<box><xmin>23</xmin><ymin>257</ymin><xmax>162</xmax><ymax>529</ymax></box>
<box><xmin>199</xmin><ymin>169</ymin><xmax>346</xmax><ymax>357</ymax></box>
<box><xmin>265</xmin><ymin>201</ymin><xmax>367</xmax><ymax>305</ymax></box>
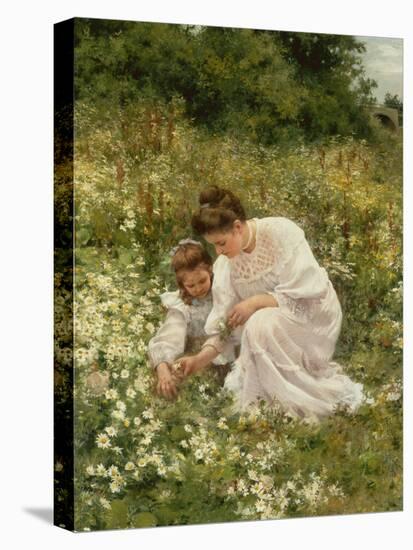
<box><xmin>54</xmin><ymin>99</ymin><xmax>402</xmax><ymax>531</ymax></box>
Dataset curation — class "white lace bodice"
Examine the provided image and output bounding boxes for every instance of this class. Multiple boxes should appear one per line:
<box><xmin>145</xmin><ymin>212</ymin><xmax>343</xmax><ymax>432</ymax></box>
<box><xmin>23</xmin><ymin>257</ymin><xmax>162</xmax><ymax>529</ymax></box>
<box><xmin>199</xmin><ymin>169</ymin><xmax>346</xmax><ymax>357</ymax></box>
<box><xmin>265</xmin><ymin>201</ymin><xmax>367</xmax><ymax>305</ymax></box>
<box><xmin>205</xmin><ymin>217</ymin><xmax>333</xmax><ymax>344</ymax></box>
<box><xmin>230</xmin><ymin>219</ymin><xmax>278</xmax><ymax>283</ymax></box>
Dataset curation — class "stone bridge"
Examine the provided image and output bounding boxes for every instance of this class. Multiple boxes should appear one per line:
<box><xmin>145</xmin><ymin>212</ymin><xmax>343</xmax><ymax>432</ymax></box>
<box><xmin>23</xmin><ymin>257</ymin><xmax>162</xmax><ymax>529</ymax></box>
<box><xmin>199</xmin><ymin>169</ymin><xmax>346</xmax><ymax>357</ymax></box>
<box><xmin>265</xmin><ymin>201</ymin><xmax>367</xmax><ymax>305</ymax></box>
<box><xmin>366</xmin><ymin>104</ymin><xmax>400</xmax><ymax>131</ymax></box>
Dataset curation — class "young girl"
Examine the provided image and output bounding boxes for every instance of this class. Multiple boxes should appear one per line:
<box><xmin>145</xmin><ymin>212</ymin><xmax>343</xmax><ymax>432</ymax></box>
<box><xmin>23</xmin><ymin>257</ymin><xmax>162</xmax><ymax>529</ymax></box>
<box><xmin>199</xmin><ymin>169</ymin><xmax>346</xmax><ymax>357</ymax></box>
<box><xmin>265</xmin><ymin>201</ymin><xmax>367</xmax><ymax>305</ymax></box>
<box><xmin>148</xmin><ymin>239</ymin><xmax>231</xmax><ymax>399</ymax></box>
<box><xmin>180</xmin><ymin>186</ymin><xmax>364</xmax><ymax>421</ymax></box>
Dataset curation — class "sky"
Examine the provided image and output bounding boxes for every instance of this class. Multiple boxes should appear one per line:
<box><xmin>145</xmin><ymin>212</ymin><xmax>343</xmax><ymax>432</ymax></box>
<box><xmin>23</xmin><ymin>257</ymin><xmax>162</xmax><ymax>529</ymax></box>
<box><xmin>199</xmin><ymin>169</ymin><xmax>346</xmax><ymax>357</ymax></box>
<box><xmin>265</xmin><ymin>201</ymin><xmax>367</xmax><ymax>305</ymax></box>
<box><xmin>356</xmin><ymin>35</ymin><xmax>403</xmax><ymax>103</ymax></box>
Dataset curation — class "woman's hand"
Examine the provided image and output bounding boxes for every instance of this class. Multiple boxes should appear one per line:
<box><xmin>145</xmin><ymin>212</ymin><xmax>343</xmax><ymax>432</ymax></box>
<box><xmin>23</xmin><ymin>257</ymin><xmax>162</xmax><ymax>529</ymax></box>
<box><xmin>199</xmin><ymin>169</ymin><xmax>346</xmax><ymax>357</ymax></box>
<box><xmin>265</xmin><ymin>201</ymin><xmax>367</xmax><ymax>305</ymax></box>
<box><xmin>228</xmin><ymin>295</ymin><xmax>278</xmax><ymax>328</ymax></box>
<box><xmin>228</xmin><ymin>299</ymin><xmax>256</xmax><ymax>328</ymax></box>
<box><xmin>155</xmin><ymin>362</ymin><xmax>178</xmax><ymax>399</ymax></box>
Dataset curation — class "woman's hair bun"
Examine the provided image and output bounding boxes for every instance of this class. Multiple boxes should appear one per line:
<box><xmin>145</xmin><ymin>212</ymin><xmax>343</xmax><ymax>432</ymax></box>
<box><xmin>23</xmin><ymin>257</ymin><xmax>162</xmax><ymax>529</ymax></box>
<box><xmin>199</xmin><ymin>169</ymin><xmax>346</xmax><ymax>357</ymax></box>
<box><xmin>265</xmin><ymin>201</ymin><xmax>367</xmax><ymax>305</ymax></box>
<box><xmin>192</xmin><ymin>186</ymin><xmax>246</xmax><ymax>234</ymax></box>
<box><xmin>199</xmin><ymin>185</ymin><xmax>225</xmax><ymax>208</ymax></box>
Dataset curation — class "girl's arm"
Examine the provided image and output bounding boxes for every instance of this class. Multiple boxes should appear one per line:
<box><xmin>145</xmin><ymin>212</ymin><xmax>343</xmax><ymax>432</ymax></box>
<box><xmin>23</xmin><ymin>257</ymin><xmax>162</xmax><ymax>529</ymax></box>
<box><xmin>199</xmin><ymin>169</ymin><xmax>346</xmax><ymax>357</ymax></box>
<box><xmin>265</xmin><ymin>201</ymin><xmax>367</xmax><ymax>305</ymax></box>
<box><xmin>155</xmin><ymin>362</ymin><xmax>178</xmax><ymax>399</ymax></box>
<box><xmin>148</xmin><ymin>309</ymin><xmax>187</xmax><ymax>369</ymax></box>
<box><xmin>148</xmin><ymin>307</ymin><xmax>188</xmax><ymax>399</ymax></box>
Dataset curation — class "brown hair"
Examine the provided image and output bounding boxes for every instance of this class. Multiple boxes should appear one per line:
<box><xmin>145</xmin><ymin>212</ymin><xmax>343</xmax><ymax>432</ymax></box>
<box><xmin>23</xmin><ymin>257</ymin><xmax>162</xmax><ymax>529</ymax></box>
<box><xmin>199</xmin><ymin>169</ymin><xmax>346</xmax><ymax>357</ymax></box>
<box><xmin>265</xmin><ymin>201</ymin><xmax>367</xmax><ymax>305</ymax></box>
<box><xmin>171</xmin><ymin>243</ymin><xmax>213</xmax><ymax>305</ymax></box>
<box><xmin>191</xmin><ymin>185</ymin><xmax>246</xmax><ymax>235</ymax></box>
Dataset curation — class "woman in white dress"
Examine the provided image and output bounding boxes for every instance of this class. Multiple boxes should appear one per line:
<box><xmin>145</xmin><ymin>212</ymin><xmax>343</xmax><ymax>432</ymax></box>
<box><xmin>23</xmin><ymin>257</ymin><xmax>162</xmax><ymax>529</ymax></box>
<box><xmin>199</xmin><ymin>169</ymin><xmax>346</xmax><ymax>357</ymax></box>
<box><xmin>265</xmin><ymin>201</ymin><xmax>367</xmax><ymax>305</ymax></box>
<box><xmin>180</xmin><ymin>186</ymin><xmax>363</xmax><ymax>420</ymax></box>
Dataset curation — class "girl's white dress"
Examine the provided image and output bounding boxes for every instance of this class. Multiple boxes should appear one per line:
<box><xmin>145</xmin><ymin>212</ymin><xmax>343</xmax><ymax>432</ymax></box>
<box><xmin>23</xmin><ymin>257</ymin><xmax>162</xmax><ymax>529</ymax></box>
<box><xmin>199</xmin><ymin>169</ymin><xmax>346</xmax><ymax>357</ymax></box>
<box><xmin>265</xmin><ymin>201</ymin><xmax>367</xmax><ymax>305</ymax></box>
<box><xmin>148</xmin><ymin>290</ymin><xmax>229</xmax><ymax>369</ymax></box>
<box><xmin>204</xmin><ymin>217</ymin><xmax>364</xmax><ymax>420</ymax></box>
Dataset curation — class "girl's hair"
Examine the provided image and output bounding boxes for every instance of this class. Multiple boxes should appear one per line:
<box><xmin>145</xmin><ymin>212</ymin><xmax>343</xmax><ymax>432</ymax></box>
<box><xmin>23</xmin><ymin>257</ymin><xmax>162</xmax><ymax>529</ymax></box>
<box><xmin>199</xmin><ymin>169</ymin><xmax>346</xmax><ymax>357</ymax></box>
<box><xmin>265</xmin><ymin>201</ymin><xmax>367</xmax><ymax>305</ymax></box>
<box><xmin>191</xmin><ymin>185</ymin><xmax>246</xmax><ymax>235</ymax></box>
<box><xmin>171</xmin><ymin>243</ymin><xmax>213</xmax><ymax>305</ymax></box>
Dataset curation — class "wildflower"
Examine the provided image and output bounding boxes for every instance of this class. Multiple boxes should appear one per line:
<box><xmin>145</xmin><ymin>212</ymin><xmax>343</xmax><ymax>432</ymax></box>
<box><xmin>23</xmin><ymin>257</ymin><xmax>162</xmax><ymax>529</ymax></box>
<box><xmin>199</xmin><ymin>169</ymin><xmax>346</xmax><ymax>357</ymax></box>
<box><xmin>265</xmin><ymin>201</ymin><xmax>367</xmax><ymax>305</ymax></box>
<box><xmin>217</xmin><ymin>417</ymin><xmax>229</xmax><ymax>430</ymax></box>
<box><xmin>99</xmin><ymin>497</ymin><xmax>111</xmax><ymax>510</ymax></box>
<box><xmin>145</xmin><ymin>322</ymin><xmax>155</xmax><ymax>334</ymax></box>
<box><xmin>142</xmin><ymin>409</ymin><xmax>154</xmax><ymax>420</ymax></box>
<box><xmin>96</xmin><ymin>464</ymin><xmax>107</xmax><ymax>477</ymax></box>
<box><xmin>105</xmin><ymin>389</ymin><xmax>119</xmax><ymax>400</ymax></box>
<box><xmin>126</xmin><ymin>387</ymin><xmax>136</xmax><ymax>399</ymax></box>
<box><xmin>107</xmin><ymin>465</ymin><xmax>120</xmax><ymax>478</ymax></box>
<box><xmin>105</xmin><ymin>426</ymin><xmax>117</xmax><ymax>437</ymax></box>
<box><xmin>116</xmin><ymin>400</ymin><xmax>126</xmax><ymax>412</ymax></box>
<box><xmin>112</xmin><ymin>446</ymin><xmax>123</xmax><ymax>455</ymax></box>
<box><xmin>109</xmin><ymin>480</ymin><xmax>122</xmax><ymax>494</ymax></box>
<box><xmin>120</xmin><ymin>369</ymin><xmax>130</xmax><ymax>379</ymax></box>
<box><xmin>255</xmin><ymin>499</ymin><xmax>267</xmax><ymax>513</ymax></box>
<box><xmin>111</xmin><ymin>410</ymin><xmax>125</xmax><ymax>422</ymax></box>
<box><xmin>237</xmin><ymin>479</ymin><xmax>249</xmax><ymax>496</ymax></box>
<box><xmin>159</xmin><ymin>489</ymin><xmax>171</xmax><ymax>501</ymax></box>
<box><xmin>184</xmin><ymin>424</ymin><xmax>192</xmax><ymax>433</ymax></box>
<box><xmin>247</xmin><ymin>469</ymin><xmax>259</xmax><ymax>482</ymax></box>
<box><xmin>286</xmin><ymin>480</ymin><xmax>296</xmax><ymax>492</ymax></box>
<box><xmin>124</xmin><ymin>419</ymin><xmax>130</xmax><ymax>428</ymax></box>
<box><xmin>386</xmin><ymin>391</ymin><xmax>401</xmax><ymax>402</ymax></box>
<box><xmin>137</xmin><ymin>457</ymin><xmax>148</xmax><ymax>468</ymax></box>
<box><xmin>134</xmin><ymin>377</ymin><xmax>149</xmax><ymax>393</ymax></box>
<box><xmin>328</xmin><ymin>483</ymin><xmax>344</xmax><ymax>498</ymax></box>
<box><xmin>96</xmin><ymin>433</ymin><xmax>111</xmax><ymax>449</ymax></box>
<box><xmin>125</xmin><ymin>462</ymin><xmax>136</xmax><ymax>471</ymax></box>
<box><xmin>86</xmin><ymin>465</ymin><xmax>95</xmax><ymax>476</ymax></box>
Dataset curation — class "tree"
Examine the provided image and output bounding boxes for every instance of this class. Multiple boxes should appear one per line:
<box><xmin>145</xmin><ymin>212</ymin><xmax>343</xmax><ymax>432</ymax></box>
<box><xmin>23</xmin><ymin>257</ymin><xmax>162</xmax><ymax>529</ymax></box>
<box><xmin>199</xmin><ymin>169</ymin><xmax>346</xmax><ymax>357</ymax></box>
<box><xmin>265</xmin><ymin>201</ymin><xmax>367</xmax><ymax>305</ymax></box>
<box><xmin>267</xmin><ymin>32</ymin><xmax>378</xmax><ymax>138</ymax></box>
<box><xmin>74</xmin><ymin>19</ymin><xmax>378</xmax><ymax>142</ymax></box>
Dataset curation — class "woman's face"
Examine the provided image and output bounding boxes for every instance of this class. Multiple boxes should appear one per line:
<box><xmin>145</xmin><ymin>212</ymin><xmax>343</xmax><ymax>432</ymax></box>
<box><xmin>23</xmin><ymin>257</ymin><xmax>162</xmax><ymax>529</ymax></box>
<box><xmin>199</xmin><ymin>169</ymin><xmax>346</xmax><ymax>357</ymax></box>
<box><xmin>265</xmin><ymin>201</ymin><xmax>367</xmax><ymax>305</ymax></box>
<box><xmin>204</xmin><ymin>221</ymin><xmax>244</xmax><ymax>259</ymax></box>
<box><xmin>180</xmin><ymin>268</ymin><xmax>212</xmax><ymax>298</ymax></box>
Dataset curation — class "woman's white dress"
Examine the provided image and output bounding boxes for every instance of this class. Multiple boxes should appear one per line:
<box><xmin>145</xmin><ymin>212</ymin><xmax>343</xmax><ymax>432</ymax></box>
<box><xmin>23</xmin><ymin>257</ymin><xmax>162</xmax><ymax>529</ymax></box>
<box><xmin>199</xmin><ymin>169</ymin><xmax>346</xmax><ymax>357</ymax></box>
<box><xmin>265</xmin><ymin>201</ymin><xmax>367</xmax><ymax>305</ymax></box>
<box><xmin>148</xmin><ymin>290</ymin><xmax>229</xmax><ymax>369</ymax></box>
<box><xmin>204</xmin><ymin>217</ymin><xmax>363</xmax><ymax>420</ymax></box>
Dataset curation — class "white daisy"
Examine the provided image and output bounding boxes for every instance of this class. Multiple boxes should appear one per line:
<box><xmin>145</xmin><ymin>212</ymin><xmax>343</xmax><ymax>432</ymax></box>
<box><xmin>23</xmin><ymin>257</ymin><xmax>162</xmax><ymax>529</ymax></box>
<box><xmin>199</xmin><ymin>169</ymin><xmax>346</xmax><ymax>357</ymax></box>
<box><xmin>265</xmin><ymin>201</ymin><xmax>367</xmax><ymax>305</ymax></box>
<box><xmin>105</xmin><ymin>426</ymin><xmax>117</xmax><ymax>437</ymax></box>
<box><xmin>96</xmin><ymin>433</ymin><xmax>111</xmax><ymax>449</ymax></box>
<box><xmin>96</xmin><ymin>464</ymin><xmax>107</xmax><ymax>477</ymax></box>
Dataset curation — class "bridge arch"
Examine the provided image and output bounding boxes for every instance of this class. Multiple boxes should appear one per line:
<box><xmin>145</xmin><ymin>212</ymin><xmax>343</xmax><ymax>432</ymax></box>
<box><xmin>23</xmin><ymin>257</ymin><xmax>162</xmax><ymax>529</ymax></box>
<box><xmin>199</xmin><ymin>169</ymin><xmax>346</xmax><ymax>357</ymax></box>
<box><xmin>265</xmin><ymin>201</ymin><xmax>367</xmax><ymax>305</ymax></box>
<box><xmin>368</xmin><ymin>105</ymin><xmax>399</xmax><ymax>131</ymax></box>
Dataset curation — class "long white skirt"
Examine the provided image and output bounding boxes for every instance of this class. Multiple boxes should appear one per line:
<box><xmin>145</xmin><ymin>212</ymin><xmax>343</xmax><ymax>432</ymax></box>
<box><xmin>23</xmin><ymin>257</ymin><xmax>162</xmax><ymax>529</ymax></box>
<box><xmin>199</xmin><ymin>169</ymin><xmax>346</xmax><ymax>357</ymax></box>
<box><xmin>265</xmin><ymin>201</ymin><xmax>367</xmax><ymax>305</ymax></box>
<box><xmin>224</xmin><ymin>283</ymin><xmax>364</xmax><ymax>420</ymax></box>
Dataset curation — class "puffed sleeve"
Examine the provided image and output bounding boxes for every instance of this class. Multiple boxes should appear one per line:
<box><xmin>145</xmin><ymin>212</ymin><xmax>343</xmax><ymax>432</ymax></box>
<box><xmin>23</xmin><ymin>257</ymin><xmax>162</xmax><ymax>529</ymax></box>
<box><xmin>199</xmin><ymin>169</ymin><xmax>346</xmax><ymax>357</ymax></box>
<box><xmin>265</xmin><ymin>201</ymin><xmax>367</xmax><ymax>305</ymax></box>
<box><xmin>203</xmin><ymin>256</ymin><xmax>242</xmax><ymax>358</ymax></box>
<box><xmin>267</xmin><ymin>218</ymin><xmax>330</xmax><ymax>321</ymax></box>
<box><xmin>147</xmin><ymin>291</ymin><xmax>189</xmax><ymax>369</ymax></box>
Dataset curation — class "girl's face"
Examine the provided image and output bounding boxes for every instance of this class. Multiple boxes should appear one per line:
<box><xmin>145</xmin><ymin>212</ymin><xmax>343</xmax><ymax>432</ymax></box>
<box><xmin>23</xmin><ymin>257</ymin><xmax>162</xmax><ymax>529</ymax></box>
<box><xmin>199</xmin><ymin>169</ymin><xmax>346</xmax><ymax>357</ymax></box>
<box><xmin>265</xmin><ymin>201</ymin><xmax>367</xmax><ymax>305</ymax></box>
<box><xmin>180</xmin><ymin>268</ymin><xmax>212</xmax><ymax>298</ymax></box>
<box><xmin>204</xmin><ymin>221</ymin><xmax>244</xmax><ymax>259</ymax></box>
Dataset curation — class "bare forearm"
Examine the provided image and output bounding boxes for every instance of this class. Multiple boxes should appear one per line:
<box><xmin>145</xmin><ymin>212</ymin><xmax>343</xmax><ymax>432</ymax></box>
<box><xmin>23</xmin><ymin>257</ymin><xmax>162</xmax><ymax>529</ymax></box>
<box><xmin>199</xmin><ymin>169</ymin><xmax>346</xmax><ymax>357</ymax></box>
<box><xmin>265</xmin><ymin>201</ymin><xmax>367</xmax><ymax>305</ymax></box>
<box><xmin>196</xmin><ymin>344</ymin><xmax>220</xmax><ymax>369</ymax></box>
<box><xmin>247</xmin><ymin>294</ymin><xmax>278</xmax><ymax>311</ymax></box>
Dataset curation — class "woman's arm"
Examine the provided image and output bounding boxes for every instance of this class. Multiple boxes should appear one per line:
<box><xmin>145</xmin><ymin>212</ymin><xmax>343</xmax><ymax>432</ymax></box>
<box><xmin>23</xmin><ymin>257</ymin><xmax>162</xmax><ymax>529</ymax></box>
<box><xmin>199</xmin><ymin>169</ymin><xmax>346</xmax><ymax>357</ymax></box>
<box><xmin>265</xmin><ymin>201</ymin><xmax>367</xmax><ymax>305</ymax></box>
<box><xmin>228</xmin><ymin>294</ymin><xmax>278</xmax><ymax>328</ymax></box>
<box><xmin>180</xmin><ymin>343</ymin><xmax>220</xmax><ymax>377</ymax></box>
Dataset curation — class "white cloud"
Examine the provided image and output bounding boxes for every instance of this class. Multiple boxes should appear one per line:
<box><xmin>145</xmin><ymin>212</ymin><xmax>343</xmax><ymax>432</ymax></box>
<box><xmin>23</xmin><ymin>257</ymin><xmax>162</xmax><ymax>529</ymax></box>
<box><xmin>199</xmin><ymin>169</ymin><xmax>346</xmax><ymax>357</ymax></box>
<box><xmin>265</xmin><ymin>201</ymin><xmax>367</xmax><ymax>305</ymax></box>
<box><xmin>356</xmin><ymin>36</ymin><xmax>403</xmax><ymax>102</ymax></box>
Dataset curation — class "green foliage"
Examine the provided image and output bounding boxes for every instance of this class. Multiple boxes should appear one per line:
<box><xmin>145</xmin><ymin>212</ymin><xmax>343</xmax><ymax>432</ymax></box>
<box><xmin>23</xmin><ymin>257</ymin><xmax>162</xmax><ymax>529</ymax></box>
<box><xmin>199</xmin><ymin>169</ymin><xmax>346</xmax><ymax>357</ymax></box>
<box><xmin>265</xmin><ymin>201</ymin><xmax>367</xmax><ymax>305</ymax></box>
<box><xmin>74</xmin><ymin>19</ymin><xmax>377</xmax><ymax>143</ymax></box>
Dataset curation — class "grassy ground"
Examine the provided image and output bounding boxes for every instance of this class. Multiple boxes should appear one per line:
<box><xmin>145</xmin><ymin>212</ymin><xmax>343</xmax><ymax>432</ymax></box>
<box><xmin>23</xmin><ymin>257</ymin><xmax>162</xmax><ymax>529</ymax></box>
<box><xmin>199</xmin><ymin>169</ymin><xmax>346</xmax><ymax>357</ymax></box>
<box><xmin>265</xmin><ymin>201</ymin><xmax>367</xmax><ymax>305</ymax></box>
<box><xmin>54</xmin><ymin>101</ymin><xmax>402</xmax><ymax>531</ymax></box>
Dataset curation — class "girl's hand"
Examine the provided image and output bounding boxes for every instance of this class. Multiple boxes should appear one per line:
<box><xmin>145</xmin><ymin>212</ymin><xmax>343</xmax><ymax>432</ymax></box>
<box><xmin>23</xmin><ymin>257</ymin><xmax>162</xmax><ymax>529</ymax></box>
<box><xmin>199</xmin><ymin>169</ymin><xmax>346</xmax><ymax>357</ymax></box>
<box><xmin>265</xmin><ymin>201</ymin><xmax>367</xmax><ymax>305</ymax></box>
<box><xmin>180</xmin><ymin>355</ymin><xmax>203</xmax><ymax>378</ymax></box>
<box><xmin>228</xmin><ymin>299</ymin><xmax>256</xmax><ymax>328</ymax></box>
<box><xmin>156</xmin><ymin>362</ymin><xmax>178</xmax><ymax>399</ymax></box>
